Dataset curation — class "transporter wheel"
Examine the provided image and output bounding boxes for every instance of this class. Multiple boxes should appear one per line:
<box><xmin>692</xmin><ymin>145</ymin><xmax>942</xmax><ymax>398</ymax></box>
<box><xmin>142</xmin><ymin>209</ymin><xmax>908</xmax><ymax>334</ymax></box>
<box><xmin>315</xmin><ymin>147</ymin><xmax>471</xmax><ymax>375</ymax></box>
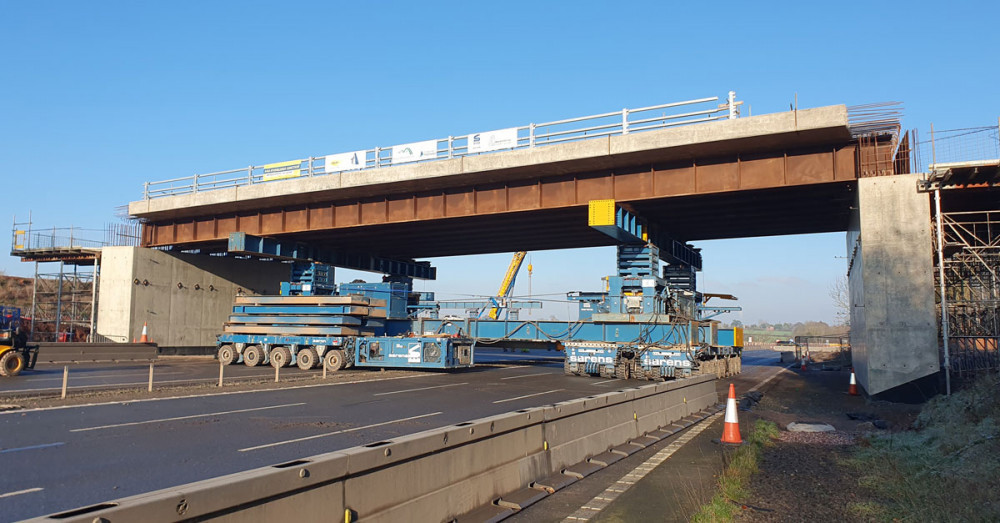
<box><xmin>324</xmin><ymin>349</ymin><xmax>346</xmax><ymax>372</ymax></box>
<box><xmin>270</xmin><ymin>347</ymin><xmax>292</xmax><ymax>368</ymax></box>
<box><xmin>631</xmin><ymin>360</ymin><xmax>647</xmax><ymax>380</ymax></box>
<box><xmin>297</xmin><ymin>347</ymin><xmax>318</xmax><ymax>370</ymax></box>
<box><xmin>217</xmin><ymin>344</ymin><xmax>237</xmax><ymax>365</ymax></box>
<box><xmin>563</xmin><ymin>357</ymin><xmax>578</xmax><ymax>376</ymax></box>
<box><xmin>0</xmin><ymin>350</ymin><xmax>26</xmax><ymax>377</ymax></box>
<box><xmin>615</xmin><ymin>360</ymin><xmax>630</xmax><ymax>380</ymax></box>
<box><xmin>243</xmin><ymin>345</ymin><xmax>263</xmax><ymax>367</ymax></box>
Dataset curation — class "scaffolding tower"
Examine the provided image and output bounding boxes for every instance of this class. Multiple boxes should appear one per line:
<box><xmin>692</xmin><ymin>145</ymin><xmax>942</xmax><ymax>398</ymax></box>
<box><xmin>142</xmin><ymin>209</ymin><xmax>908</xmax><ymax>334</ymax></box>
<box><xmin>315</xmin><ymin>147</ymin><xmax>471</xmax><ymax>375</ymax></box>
<box><xmin>920</xmin><ymin>124</ymin><xmax>1000</xmax><ymax>388</ymax></box>
<box><xmin>10</xmin><ymin>217</ymin><xmax>141</xmax><ymax>342</ymax></box>
<box><xmin>934</xmin><ymin>209</ymin><xmax>1000</xmax><ymax>376</ymax></box>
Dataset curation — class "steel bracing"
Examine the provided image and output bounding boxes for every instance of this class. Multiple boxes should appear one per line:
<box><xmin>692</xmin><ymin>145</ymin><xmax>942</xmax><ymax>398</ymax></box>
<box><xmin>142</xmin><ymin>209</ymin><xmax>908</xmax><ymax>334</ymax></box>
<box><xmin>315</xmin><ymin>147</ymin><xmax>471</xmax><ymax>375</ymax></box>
<box><xmin>30</xmin><ymin>262</ymin><xmax>98</xmax><ymax>343</ymax></box>
<box><xmin>934</xmin><ymin>208</ymin><xmax>1000</xmax><ymax>376</ymax></box>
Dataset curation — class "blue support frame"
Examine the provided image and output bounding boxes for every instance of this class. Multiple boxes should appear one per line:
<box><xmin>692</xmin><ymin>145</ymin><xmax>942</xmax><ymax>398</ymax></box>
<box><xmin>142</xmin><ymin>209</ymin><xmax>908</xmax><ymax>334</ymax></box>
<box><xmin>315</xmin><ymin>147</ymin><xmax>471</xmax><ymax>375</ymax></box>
<box><xmin>589</xmin><ymin>203</ymin><xmax>702</xmax><ymax>270</ymax></box>
<box><xmin>228</xmin><ymin>232</ymin><xmax>437</xmax><ymax>280</ymax></box>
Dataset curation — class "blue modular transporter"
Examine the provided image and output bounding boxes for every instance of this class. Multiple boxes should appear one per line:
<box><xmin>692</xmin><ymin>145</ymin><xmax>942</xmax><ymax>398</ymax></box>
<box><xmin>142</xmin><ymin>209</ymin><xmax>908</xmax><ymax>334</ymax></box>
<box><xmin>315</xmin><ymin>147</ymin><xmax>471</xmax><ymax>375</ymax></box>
<box><xmin>214</xmin><ymin>238</ymin><xmax>742</xmax><ymax>380</ymax></box>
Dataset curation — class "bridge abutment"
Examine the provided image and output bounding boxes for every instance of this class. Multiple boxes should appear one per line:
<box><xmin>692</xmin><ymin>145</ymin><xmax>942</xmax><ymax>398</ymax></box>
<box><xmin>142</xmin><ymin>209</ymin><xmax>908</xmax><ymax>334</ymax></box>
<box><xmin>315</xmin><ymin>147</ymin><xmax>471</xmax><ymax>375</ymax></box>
<box><xmin>96</xmin><ymin>247</ymin><xmax>287</xmax><ymax>351</ymax></box>
<box><xmin>848</xmin><ymin>173</ymin><xmax>940</xmax><ymax>396</ymax></box>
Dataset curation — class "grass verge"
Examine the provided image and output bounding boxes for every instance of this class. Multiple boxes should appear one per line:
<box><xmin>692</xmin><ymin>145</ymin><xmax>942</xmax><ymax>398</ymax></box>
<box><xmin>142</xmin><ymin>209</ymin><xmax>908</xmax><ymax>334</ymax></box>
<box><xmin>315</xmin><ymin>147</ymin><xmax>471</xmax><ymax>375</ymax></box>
<box><xmin>844</xmin><ymin>373</ymin><xmax>1000</xmax><ymax>522</ymax></box>
<box><xmin>691</xmin><ymin>419</ymin><xmax>779</xmax><ymax>522</ymax></box>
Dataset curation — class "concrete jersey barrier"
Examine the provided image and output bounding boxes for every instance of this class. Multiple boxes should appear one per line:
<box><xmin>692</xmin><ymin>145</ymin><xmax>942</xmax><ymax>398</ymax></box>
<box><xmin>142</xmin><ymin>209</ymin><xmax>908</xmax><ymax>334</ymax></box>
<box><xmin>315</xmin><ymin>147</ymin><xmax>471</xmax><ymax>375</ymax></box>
<box><xmin>30</xmin><ymin>374</ymin><xmax>717</xmax><ymax>522</ymax></box>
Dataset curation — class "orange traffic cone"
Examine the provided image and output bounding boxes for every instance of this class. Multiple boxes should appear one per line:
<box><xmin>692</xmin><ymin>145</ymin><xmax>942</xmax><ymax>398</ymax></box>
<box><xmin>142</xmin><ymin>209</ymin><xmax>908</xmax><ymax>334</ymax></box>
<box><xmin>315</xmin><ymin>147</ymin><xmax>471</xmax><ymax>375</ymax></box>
<box><xmin>139</xmin><ymin>322</ymin><xmax>149</xmax><ymax>343</ymax></box>
<box><xmin>721</xmin><ymin>383</ymin><xmax>743</xmax><ymax>445</ymax></box>
<box><xmin>848</xmin><ymin>368</ymin><xmax>859</xmax><ymax>396</ymax></box>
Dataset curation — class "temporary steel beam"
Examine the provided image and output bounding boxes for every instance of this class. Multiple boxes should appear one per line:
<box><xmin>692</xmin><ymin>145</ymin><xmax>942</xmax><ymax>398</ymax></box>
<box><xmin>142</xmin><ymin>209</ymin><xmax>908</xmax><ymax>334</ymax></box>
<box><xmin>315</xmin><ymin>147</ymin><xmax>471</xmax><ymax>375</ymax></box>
<box><xmin>588</xmin><ymin>200</ymin><xmax>702</xmax><ymax>270</ymax></box>
<box><xmin>227</xmin><ymin>232</ymin><xmax>437</xmax><ymax>280</ymax></box>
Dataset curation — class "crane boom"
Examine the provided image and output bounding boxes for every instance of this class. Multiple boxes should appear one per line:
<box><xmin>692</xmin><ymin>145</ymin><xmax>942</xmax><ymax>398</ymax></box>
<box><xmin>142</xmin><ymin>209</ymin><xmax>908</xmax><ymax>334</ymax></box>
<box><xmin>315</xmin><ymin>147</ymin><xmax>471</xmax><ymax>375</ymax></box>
<box><xmin>485</xmin><ymin>251</ymin><xmax>527</xmax><ymax>320</ymax></box>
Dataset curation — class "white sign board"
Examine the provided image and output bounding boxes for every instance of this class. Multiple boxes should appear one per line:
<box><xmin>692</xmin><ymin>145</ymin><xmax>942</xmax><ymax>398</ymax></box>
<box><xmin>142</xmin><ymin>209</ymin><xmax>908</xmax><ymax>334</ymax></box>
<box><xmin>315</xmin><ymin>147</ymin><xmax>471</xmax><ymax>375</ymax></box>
<box><xmin>468</xmin><ymin>127</ymin><xmax>518</xmax><ymax>153</ymax></box>
<box><xmin>324</xmin><ymin>150</ymin><xmax>366</xmax><ymax>172</ymax></box>
<box><xmin>391</xmin><ymin>139</ymin><xmax>438</xmax><ymax>164</ymax></box>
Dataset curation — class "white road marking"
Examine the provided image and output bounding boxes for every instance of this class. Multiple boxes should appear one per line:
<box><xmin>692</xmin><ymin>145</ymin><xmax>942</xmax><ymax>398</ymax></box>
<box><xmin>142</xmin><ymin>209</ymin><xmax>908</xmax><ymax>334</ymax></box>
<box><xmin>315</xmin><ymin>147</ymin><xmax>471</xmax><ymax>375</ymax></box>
<box><xmin>373</xmin><ymin>383</ymin><xmax>467</xmax><ymax>396</ymax></box>
<box><xmin>560</xmin><ymin>362</ymin><xmax>790</xmax><ymax>521</ymax></box>
<box><xmin>71</xmin><ymin>403</ymin><xmax>306</xmax><ymax>432</ymax></box>
<box><xmin>0</xmin><ymin>374</ymin><xmax>430</xmax><ymax>416</ymax></box>
<box><xmin>590</xmin><ymin>379</ymin><xmax>618</xmax><ymax>385</ymax></box>
<box><xmin>239</xmin><ymin>412</ymin><xmax>443</xmax><ymax>452</ymax></box>
<box><xmin>500</xmin><ymin>373</ymin><xmax>551</xmax><ymax>380</ymax></box>
<box><xmin>748</xmin><ymin>365</ymin><xmax>787</xmax><ymax>392</ymax></box>
<box><xmin>499</xmin><ymin>365</ymin><xmax>531</xmax><ymax>370</ymax></box>
<box><xmin>0</xmin><ymin>442</ymin><xmax>64</xmax><ymax>454</ymax></box>
<box><xmin>0</xmin><ymin>487</ymin><xmax>43</xmax><ymax>499</ymax></box>
<box><xmin>562</xmin><ymin>411</ymin><xmax>723</xmax><ymax>522</ymax></box>
<box><xmin>493</xmin><ymin>389</ymin><xmax>564</xmax><ymax>404</ymax></box>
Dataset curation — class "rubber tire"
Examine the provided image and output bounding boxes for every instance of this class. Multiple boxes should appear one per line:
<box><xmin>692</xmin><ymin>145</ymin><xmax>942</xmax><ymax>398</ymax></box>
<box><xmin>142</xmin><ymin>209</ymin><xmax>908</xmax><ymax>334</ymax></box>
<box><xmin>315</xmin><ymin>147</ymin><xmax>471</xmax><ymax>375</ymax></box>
<box><xmin>0</xmin><ymin>350</ymin><xmax>25</xmax><ymax>377</ymax></box>
<box><xmin>243</xmin><ymin>345</ymin><xmax>263</xmax><ymax>367</ymax></box>
<box><xmin>615</xmin><ymin>360</ymin><xmax>630</xmax><ymax>380</ymax></box>
<box><xmin>297</xmin><ymin>347</ymin><xmax>318</xmax><ymax>370</ymax></box>
<box><xmin>324</xmin><ymin>349</ymin><xmax>346</xmax><ymax>372</ymax></box>
<box><xmin>271</xmin><ymin>347</ymin><xmax>292</xmax><ymax>368</ymax></box>
<box><xmin>217</xmin><ymin>344</ymin><xmax>237</xmax><ymax>366</ymax></box>
<box><xmin>563</xmin><ymin>357</ymin><xmax>576</xmax><ymax>376</ymax></box>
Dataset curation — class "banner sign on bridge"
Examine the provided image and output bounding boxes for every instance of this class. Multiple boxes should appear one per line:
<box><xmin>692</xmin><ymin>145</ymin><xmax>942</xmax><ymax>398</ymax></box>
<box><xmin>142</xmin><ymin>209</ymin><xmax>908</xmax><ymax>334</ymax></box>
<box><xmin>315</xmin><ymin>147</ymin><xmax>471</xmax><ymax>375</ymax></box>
<box><xmin>261</xmin><ymin>160</ymin><xmax>302</xmax><ymax>181</ymax></box>
<box><xmin>391</xmin><ymin>140</ymin><xmax>438</xmax><ymax>164</ymax></box>
<box><xmin>324</xmin><ymin>150</ymin><xmax>366</xmax><ymax>173</ymax></box>
<box><xmin>468</xmin><ymin>127</ymin><xmax>518</xmax><ymax>153</ymax></box>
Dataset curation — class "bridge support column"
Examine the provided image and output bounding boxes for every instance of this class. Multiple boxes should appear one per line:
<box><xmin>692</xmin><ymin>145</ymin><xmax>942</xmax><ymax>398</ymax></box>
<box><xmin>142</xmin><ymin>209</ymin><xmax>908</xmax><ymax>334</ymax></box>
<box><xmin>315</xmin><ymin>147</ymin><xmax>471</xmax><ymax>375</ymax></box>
<box><xmin>848</xmin><ymin>173</ymin><xmax>939</xmax><ymax>397</ymax></box>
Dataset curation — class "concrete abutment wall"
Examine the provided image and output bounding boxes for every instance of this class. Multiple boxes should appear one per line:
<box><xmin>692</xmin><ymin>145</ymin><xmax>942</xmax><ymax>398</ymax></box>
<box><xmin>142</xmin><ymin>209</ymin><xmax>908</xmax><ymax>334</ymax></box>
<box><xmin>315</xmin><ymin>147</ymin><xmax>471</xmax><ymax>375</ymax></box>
<box><xmin>848</xmin><ymin>174</ymin><xmax>939</xmax><ymax>395</ymax></box>
<box><xmin>96</xmin><ymin>247</ymin><xmax>288</xmax><ymax>349</ymax></box>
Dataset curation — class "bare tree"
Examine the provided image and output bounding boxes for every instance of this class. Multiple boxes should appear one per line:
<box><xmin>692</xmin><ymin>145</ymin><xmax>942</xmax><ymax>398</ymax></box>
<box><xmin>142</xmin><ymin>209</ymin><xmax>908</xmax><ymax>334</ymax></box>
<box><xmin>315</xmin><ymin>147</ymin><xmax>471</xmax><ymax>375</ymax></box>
<box><xmin>829</xmin><ymin>275</ymin><xmax>850</xmax><ymax>327</ymax></box>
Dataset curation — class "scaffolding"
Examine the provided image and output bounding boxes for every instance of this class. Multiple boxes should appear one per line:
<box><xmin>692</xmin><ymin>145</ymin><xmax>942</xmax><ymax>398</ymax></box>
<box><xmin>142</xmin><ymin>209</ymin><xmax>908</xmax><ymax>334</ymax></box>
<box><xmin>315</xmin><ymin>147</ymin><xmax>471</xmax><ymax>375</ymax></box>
<box><xmin>30</xmin><ymin>262</ymin><xmax>97</xmax><ymax>342</ymax></box>
<box><xmin>934</xmin><ymin>209</ymin><xmax>1000</xmax><ymax>377</ymax></box>
<box><xmin>10</xmin><ymin>216</ymin><xmax>142</xmax><ymax>342</ymax></box>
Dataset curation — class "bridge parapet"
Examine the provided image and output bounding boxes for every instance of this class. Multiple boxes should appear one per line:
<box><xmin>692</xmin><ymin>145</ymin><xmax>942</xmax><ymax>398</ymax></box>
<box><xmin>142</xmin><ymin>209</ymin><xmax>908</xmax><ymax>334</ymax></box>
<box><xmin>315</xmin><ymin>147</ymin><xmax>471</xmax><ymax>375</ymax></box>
<box><xmin>140</xmin><ymin>94</ymin><xmax>741</xmax><ymax>201</ymax></box>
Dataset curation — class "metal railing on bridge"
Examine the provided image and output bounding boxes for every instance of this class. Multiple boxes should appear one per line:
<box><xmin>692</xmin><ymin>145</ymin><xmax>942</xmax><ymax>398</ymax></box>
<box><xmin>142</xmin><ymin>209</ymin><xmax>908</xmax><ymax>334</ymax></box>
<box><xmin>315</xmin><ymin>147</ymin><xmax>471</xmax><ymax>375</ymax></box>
<box><xmin>142</xmin><ymin>92</ymin><xmax>742</xmax><ymax>200</ymax></box>
<box><xmin>10</xmin><ymin>221</ymin><xmax>142</xmax><ymax>255</ymax></box>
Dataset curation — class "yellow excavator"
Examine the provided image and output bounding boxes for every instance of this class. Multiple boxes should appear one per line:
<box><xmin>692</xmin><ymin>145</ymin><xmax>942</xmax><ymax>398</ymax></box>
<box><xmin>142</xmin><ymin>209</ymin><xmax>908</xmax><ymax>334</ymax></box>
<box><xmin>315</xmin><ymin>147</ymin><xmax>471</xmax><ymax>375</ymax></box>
<box><xmin>0</xmin><ymin>307</ymin><xmax>37</xmax><ymax>377</ymax></box>
<box><xmin>482</xmin><ymin>252</ymin><xmax>528</xmax><ymax>320</ymax></box>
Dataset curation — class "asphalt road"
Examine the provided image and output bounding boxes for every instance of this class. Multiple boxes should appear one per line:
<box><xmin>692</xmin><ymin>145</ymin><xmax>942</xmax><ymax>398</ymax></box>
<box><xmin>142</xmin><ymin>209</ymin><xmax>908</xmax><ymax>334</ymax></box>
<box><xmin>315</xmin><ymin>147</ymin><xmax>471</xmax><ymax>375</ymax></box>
<box><xmin>0</xmin><ymin>350</ymin><xmax>779</xmax><ymax>522</ymax></box>
<box><xmin>3</xmin><ymin>350</ymin><xmax>605</xmax><ymax>521</ymax></box>
<box><xmin>0</xmin><ymin>348</ymin><xmax>564</xmax><ymax>396</ymax></box>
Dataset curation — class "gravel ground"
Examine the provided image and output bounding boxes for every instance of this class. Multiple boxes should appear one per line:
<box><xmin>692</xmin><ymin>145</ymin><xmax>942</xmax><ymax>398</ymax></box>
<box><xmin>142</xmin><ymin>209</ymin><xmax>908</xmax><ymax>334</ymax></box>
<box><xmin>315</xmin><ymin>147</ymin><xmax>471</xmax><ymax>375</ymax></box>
<box><xmin>734</xmin><ymin>357</ymin><xmax>919</xmax><ymax>522</ymax></box>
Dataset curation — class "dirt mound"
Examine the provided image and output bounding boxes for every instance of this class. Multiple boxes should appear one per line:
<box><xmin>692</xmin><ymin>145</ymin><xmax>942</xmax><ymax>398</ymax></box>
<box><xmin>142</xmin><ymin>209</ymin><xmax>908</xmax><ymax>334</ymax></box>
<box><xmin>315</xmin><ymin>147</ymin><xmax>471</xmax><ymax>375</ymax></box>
<box><xmin>0</xmin><ymin>274</ymin><xmax>33</xmax><ymax>312</ymax></box>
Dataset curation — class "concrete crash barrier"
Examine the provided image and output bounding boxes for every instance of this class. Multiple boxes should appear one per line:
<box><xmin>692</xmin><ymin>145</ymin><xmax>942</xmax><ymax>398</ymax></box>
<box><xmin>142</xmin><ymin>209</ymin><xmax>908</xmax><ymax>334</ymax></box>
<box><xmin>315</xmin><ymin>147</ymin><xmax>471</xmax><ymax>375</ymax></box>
<box><xmin>36</xmin><ymin>342</ymin><xmax>159</xmax><ymax>363</ymax></box>
<box><xmin>29</xmin><ymin>374</ymin><xmax>716</xmax><ymax>523</ymax></box>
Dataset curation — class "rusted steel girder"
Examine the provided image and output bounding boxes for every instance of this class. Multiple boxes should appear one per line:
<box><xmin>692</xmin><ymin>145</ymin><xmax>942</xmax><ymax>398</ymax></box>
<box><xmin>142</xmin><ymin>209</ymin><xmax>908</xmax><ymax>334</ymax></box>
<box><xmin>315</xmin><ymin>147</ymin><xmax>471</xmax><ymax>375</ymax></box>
<box><xmin>141</xmin><ymin>145</ymin><xmax>858</xmax><ymax>250</ymax></box>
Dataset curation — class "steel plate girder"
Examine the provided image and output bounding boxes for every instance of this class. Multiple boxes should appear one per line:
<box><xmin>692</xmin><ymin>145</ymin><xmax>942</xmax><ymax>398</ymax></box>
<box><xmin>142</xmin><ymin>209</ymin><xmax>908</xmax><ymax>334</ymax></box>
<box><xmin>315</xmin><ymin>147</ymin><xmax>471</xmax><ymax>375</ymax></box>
<box><xmin>140</xmin><ymin>145</ymin><xmax>858</xmax><ymax>256</ymax></box>
<box><xmin>228</xmin><ymin>232</ymin><xmax>436</xmax><ymax>280</ymax></box>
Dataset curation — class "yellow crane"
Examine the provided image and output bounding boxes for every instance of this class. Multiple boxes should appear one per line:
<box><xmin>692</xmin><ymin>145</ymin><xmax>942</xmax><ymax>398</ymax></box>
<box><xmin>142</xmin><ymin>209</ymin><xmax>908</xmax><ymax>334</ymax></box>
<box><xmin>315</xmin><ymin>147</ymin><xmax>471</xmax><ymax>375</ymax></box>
<box><xmin>483</xmin><ymin>251</ymin><xmax>527</xmax><ymax>320</ymax></box>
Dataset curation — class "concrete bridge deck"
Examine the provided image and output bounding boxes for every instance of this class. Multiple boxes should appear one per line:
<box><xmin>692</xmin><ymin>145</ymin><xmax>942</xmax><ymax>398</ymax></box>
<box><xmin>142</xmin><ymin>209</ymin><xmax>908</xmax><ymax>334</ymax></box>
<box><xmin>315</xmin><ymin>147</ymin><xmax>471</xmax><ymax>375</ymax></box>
<box><xmin>130</xmin><ymin>105</ymin><xmax>860</xmax><ymax>258</ymax></box>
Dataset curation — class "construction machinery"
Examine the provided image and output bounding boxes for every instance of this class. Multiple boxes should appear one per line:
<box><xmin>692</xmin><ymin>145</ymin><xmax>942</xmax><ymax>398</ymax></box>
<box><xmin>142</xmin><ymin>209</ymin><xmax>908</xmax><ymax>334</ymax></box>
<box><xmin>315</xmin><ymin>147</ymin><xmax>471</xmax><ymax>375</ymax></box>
<box><xmin>0</xmin><ymin>306</ymin><xmax>38</xmax><ymax>377</ymax></box>
<box><xmin>213</xmin><ymin>200</ymin><xmax>742</xmax><ymax>379</ymax></box>
<box><xmin>482</xmin><ymin>251</ymin><xmax>527</xmax><ymax>320</ymax></box>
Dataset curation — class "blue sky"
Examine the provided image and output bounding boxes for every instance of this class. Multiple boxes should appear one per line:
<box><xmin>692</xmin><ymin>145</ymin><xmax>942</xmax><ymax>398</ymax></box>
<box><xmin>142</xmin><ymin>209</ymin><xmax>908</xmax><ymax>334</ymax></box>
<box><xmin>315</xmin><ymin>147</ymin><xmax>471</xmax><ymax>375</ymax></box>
<box><xmin>2</xmin><ymin>1</ymin><xmax>998</xmax><ymax>324</ymax></box>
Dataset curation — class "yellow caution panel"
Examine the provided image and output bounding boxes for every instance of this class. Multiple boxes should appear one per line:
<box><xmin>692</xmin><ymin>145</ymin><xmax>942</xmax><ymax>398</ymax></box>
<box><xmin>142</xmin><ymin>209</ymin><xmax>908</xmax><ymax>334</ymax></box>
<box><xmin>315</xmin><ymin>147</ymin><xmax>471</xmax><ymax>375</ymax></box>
<box><xmin>734</xmin><ymin>326</ymin><xmax>744</xmax><ymax>347</ymax></box>
<box><xmin>588</xmin><ymin>199</ymin><xmax>616</xmax><ymax>227</ymax></box>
